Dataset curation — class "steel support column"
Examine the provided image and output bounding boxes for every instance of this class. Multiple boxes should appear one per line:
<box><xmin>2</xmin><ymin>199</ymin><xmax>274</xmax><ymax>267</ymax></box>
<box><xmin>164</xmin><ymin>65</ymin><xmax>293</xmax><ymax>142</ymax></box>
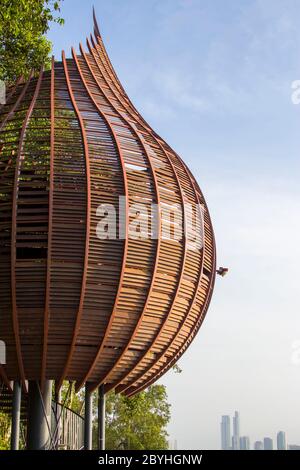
<box><xmin>97</xmin><ymin>384</ymin><xmax>105</xmax><ymax>450</ymax></box>
<box><xmin>84</xmin><ymin>383</ymin><xmax>93</xmax><ymax>450</ymax></box>
<box><xmin>10</xmin><ymin>381</ymin><xmax>21</xmax><ymax>450</ymax></box>
<box><xmin>27</xmin><ymin>380</ymin><xmax>53</xmax><ymax>450</ymax></box>
<box><xmin>54</xmin><ymin>387</ymin><xmax>61</xmax><ymax>450</ymax></box>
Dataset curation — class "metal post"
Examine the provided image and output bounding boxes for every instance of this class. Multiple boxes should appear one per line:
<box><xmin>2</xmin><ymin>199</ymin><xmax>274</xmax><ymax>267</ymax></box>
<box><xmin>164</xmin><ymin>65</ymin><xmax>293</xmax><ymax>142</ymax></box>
<box><xmin>11</xmin><ymin>381</ymin><xmax>21</xmax><ymax>450</ymax></box>
<box><xmin>84</xmin><ymin>383</ymin><xmax>93</xmax><ymax>450</ymax></box>
<box><xmin>54</xmin><ymin>387</ymin><xmax>61</xmax><ymax>450</ymax></box>
<box><xmin>98</xmin><ymin>384</ymin><xmax>105</xmax><ymax>450</ymax></box>
<box><xmin>27</xmin><ymin>380</ymin><xmax>53</xmax><ymax>450</ymax></box>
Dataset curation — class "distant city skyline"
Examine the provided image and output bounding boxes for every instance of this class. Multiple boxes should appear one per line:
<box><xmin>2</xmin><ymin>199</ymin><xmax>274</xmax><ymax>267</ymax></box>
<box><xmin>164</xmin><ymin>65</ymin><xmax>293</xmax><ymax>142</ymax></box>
<box><xmin>220</xmin><ymin>412</ymin><xmax>295</xmax><ymax>450</ymax></box>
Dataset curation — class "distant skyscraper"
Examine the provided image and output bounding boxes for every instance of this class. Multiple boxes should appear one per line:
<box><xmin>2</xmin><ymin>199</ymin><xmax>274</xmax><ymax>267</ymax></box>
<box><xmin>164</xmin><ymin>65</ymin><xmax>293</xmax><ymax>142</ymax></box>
<box><xmin>254</xmin><ymin>441</ymin><xmax>264</xmax><ymax>450</ymax></box>
<box><xmin>221</xmin><ymin>416</ymin><xmax>231</xmax><ymax>450</ymax></box>
<box><xmin>264</xmin><ymin>437</ymin><xmax>273</xmax><ymax>450</ymax></box>
<box><xmin>232</xmin><ymin>411</ymin><xmax>240</xmax><ymax>450</ymax></box>
<box><xmin>240</xmin><ymin>436</ymin><xmax>250</xmax><ymax>450</ymax></box>
<box><xmin>277</xmin><ymin>431</ymin><xmax>286</xmax><ymax>450</ymax></box>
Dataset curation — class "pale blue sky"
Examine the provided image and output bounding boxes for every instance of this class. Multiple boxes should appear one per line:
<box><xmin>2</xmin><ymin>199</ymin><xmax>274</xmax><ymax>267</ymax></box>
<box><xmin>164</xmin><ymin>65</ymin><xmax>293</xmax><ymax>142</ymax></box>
<box><xmin>48</xmin><ymin>0</ymin><xmax>300</xmax><ymax>449</ymax></box>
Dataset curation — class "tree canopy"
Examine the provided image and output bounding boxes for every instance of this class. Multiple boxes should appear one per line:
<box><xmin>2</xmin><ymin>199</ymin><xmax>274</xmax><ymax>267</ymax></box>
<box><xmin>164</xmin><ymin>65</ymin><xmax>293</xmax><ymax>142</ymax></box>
<box><xmin>104</xmin><ymin>385</ymin><xmax>171</xmax><ymax>450</ymax></box>
<box><xmin>60</xmin><ymin>382</ymin><xmax>171</xmax><ymax>450</ymax></box>
<box><xmin>0</xmin><ymin>0</ymin><xmax>64</xmax><ymax>84</ymax></box>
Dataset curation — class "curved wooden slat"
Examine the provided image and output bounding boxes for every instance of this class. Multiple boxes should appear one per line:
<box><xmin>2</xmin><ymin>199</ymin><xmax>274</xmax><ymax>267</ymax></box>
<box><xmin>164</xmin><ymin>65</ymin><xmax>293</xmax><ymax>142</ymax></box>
<box><xmin>45</xmin><ymin>59</ymin><xmax>87</xmax><ymax>382</ymax></box>
<box><xmin>92</xmin><ymin>11</ymin><xmax>127</xmax><ymax>97</ymax></box>
<box><xmin>66</xmin><ymin>45</ymin><xmax>129</xmax><ymax>392</ymax></box>
<box><xmin>11</xmin><ymin>68</ymin><xmax>44</xmax><ymax>391</ymax></box>
<box><xmin>0</xmin><ymin>74</ymin><xmax>33</xmax><ymax>387</ymax></box>
<box><xmin>93</xmin><ymin>7</ymin><xmax>100</xmax><ymax>39</ymax></box>
<box><xmin>41</xmin><ymin>57</ymin><xmax>55</xmax><ymax>390</ymax></box>
<box><xmin>91</xmin><ymin>10</ymin><xmax>132</xmax><ymax>101</ymax></box>
<box><xmin>55</xmin><ymin>51</ymin><xmax>92</xmax><ymax>393</ymax></box>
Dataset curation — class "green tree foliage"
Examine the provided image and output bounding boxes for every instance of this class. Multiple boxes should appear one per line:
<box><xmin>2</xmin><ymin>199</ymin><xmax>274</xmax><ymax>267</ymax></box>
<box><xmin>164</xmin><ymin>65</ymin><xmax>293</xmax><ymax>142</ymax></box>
<box><xmin>0</xmin><ymin>412</ymin><xmax>10</xmax><ymax>449</ymax></box>
<box><xmin>0</xmin><ymin>0</ymin><xmax>64</xmax><ymax>84</ymax></box>
<box><xmin>104</xmin><ymin>385</ymin><xmax>171</xmax><ymax>450</ymax></box>
<box><xmin>60</xmin><ymin>382</ymin><xmax>171</xmax><ymax>450</ymax></box>
<box><xmin>59</xmin><ymin>381</ymin><xmax>85</xmax><ymax>415</ymax></box>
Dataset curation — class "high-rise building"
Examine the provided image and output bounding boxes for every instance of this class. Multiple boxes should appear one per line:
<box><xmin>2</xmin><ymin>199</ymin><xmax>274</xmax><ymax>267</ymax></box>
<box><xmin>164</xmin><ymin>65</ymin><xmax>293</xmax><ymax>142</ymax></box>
<box><xmin>254</xmin><ymin>441</ymin><xmax>264</xmax><ymax>450</ymax></box>
<box><xmin>264</xmin><ymin>437</ymin><xmax>273</xmax><ymax>450</ymax></box>
<box><xmin>221</xmin><ymin>416</ymin><xmax>231</xmax><ymax>450</ymax></box>
<box><xmin>232</xmin><ymin>411</ymin><xmax>240</xmax><ymax>450</ymax></box>
<box><xmin>240</xmin><ymin>436</ymin><xmax>250</xmax><ymax>450</ymax></box>
<box><xmin>277</xmin><ymin>431</ymin><xmax>286</xmax><ymax>450</ymax></box>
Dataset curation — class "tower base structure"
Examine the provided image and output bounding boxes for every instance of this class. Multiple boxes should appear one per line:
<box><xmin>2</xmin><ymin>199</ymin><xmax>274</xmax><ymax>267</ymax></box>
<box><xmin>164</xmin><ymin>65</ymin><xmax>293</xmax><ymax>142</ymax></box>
<box><xmin>27</xmin><ymin>381</ymin><xmax>53</xmax><ymax>450</ymax></box>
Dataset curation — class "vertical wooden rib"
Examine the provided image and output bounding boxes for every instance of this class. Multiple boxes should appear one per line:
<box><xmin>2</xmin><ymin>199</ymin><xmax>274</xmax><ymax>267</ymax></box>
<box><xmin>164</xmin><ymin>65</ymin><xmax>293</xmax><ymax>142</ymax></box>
<box><xmin>11</xmin><ymin>68</ymin><xmax>44</xmax><ymax>390</ymax></box>
<box><xmin>70</xmin><ymin>44</ymin><xmax>140</xmax><ymax>391</ymax></box>
<box><xmin>41</xmin><ymin>57</ymin><xmax>55</xmax><ymax>390</ymax></box>
<box><xmin>92</xmin><ymin>7</ymin><xmax>100</xmax><ymax>39</ymax></box>
<box><xmin>92</xmin><ymin>10</ymin><xmax>127</xmax><ymax>96</ymax></box>
<box><xmin>0</xmin><ymin>71</ymin><xmax>31</xmax><ymax>384</ymax></box>
<box><xmin>54</xmin><ymin>50</ymin><xmax>127</xmax><ymax>389</ymax></box>
<box><xmin>55</xmin><ymin>51</ymin><xmax>91</xmax><ymax>393</ymax></box>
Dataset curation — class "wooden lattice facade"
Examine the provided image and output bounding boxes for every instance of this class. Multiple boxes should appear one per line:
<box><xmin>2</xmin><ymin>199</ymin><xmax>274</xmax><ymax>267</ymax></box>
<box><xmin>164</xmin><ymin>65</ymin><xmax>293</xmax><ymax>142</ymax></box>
<box><xmin>0</xmin><ymin>14</ymin><xmax>216</xmax><ymax>396</ymax></box>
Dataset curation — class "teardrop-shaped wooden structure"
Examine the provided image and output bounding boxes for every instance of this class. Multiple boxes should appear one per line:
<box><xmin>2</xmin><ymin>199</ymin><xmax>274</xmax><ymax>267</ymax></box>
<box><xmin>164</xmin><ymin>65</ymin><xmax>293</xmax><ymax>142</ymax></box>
<box><xmin>0</xmin><ymin>12</ymin><xmax>216</xmax><ymax>396</ymax></box>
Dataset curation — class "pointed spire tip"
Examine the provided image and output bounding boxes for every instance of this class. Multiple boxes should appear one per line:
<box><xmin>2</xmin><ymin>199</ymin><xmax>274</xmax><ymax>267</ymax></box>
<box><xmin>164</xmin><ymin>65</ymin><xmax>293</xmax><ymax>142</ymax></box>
<box><xmin>92</xmin><ymin>5</ymin><xmax>101</xmax><ymax>38</ymax></box>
